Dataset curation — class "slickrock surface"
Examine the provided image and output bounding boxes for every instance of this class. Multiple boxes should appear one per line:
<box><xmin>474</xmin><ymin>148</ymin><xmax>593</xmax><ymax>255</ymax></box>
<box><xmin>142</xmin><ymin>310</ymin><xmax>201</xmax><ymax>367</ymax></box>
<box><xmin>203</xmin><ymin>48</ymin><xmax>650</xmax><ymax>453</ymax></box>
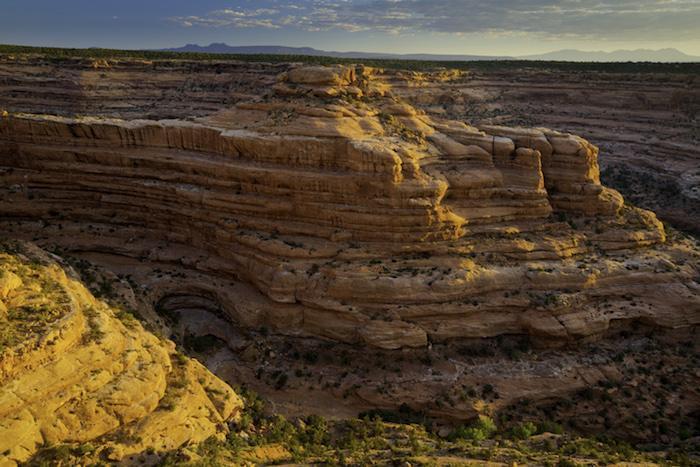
<box><xmin>0</xmin><ymin>241</ymin><xmax>242</xmax><ymax>465</ymax></box>
<box><xmin>0</xmin><ymin>61</ymin><xmax>698</xmax><ymax>351</ymax></box>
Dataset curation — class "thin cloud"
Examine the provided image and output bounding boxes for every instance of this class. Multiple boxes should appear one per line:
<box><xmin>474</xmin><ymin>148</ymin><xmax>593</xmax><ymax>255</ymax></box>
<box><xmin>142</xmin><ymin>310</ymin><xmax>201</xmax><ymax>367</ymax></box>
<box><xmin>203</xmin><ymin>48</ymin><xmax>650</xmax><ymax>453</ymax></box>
<box><xmin>171</xmin><ymin>7</ymin><xmax>283</xmax><ymax>29</ymax></box>
<box><xmin>168</xmin><ymin>0</ymin><xmax>700</xmax><ymax>40</ymax></box>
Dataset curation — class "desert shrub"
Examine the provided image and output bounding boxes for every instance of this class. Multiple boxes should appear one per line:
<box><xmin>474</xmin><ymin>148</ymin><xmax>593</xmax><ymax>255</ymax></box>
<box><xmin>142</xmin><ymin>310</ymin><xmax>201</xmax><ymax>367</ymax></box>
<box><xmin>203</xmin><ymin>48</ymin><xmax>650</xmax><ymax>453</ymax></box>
<box><xmin>29</xmin><ymin>444</ymin><xmax>73</xmax><ymax>464</ymax></box>
<box><xmin>359</xmin><ymin>403</ymin><xmax>428</xmax><ymax>426</ymax></box>
<box><xmin>115</xmin><ymin>307</ymin><xmax>139</xmax><ymax>329</ymax></box>
<box><xmin>298</xmin><ymin>414</ymin><xmax>331</xmax><ymax>447</ymax></box>
<box><xmin>266</xmin><ymin>415</ymin><xmax>298</xmax><ymax>444</ymax></box>
<box><xmin>196</xmin><ymin>435</ymin><xmax>225</xmax><ymax>458</ymax></box>
<box><xmin>154</xmin><ymin>301</ymin><xmax>180</xmax><ymax>325</ymax></box>
<box><xmin>450</xmin><ymin>415</ymin><xmax>497</xmax><ymax>441</ymax></box>
<box><xmin>95</xmin><ymin>278</ymin><xmax>115</xmax><ymax>298</ymax></box>
<box><xmin>183</xmin><ymin>333</ymin><xmax>224</xmax><ymax>353</ymax></box>
<box><xmin>510</xmin><ymin>421</ymin><xmax>538</xmax><ymax>439</ymax></box>
<box><xmin>81</xmin><ymin>307</ymin><xmax>105</xmax><ymax>344</ymax></box>
<box><xmin>460</xmin><ymin>386</ymin><xmax>478</xmax><ymax>400</ymax></box>
<box><xmin>303</xmin><ymin>350</ymin><xmax>319</xmax><ymax>364</ymax></box>
<box><xmin>538</xmin><ymin>420</ymin><xmax>564</xmax><ymax>435</ymax></box>
<box><xmin>274</xmin><ymin>372</ymin><xmax>288</xmax><ymax>390</ymax></box>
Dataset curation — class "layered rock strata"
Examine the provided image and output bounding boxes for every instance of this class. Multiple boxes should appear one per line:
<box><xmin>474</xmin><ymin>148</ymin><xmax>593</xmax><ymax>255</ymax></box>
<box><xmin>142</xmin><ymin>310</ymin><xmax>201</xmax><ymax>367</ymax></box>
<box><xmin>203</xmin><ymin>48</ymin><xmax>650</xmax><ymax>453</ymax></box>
<box><xmin>382</xmin><ymin>66</ymin><xmax>700</xmax><ymax>234</ymax></box>
<box><xmin>1</xmin><ymin>54</ymin><xmax>697</xmax><ymax>231</ymax></box>
<box><xmin>0</xmin><ymin>241</ymin><xmax>242</xmax><ymax>465</ymax></box>
<box><xmin>0</xmin><ymin>64</ymin><xmax>698</xmax><ymax>350</ymax></box>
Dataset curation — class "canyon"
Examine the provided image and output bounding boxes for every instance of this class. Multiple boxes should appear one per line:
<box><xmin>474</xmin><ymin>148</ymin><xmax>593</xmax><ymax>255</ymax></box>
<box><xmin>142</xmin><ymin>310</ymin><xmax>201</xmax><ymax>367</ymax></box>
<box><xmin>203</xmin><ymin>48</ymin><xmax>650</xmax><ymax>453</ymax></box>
<box><xmin>0</xmin><ymin>53</ymin><xmax>698</xmax><ymax>464</ymax></box>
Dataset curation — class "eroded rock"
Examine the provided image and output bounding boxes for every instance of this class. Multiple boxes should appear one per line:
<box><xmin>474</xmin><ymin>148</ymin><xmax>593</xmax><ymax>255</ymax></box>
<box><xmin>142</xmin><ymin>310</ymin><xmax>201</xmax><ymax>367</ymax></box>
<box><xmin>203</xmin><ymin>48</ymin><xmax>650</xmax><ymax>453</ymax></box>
<box><xmin>0</xmin><ymin>63</ymin><xmax>697</xmax><ymax>352</ymax></box>
<box><xmin>0</xmin><ymin>242</ymin><xmax>243</xmax><ymax>464</ymax></box>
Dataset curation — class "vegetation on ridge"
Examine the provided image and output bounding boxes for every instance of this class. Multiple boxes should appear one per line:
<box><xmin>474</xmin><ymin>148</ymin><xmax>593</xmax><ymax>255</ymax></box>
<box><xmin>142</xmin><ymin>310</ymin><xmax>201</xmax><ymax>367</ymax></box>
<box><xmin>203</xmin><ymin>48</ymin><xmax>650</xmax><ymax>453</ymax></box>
<box><xmin>1</xmin><ymin>43</ymin><xmax>700</xmax><ymax>74</ymax></box>
<box><xmin>5</xmin><ymin>240</ymin><xmax>696</xmax><ymax>465</ymax></box>
<box><xmin>28</xmin><ymin>384</ymin><xmax>698</xmax><ymax>465</ymax></box>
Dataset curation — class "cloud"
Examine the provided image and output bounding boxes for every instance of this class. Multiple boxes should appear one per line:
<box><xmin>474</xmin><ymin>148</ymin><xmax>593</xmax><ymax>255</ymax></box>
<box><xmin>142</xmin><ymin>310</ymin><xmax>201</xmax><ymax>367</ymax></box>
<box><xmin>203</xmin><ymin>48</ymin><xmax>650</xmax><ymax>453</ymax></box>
<box><xmin>171</xmin><ymin>7</ymin><xmax>282</xmax><ymax>29</ymax></box>
<box><xmin>168</xmin><ymin>0</ymin><xmax>700</xmax><ymax>40</ymax></box>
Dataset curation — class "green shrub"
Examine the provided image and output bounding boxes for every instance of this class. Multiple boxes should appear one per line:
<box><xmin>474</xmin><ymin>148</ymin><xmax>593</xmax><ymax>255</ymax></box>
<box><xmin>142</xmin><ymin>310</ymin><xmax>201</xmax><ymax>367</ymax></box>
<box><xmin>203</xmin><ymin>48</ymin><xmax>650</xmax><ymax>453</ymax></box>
<box><xmin>510</xmin><ymin>421</ymin><xmax>538</xmax><ymax>439</ymax></box>
<box><xmin>359</xmin><ymin>403</ymin><xmax>428</xmax><ymax>426</ymax></box>
<box><xmin>450</xmin><ymin>415</ymin><xmax>497</xmax><ymax>441</ymax></box>
<box><xmin>537</xmin><ymin>420</ymin><xmax>564</xmax><ymax>435</ymax></box>
<box><xmin>115</xmin><ymin>308</ymin><xmax>139</xmax><ymax>329</ymax></box>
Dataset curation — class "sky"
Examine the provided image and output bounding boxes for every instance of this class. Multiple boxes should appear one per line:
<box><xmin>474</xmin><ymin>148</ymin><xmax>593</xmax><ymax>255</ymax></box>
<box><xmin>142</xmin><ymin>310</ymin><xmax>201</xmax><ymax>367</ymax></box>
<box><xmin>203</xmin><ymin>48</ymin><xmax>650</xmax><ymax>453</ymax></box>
<box><xmin>1</xmin><ymin>0</ymin><xmax>699</xmax><ymax>56</ymax></box>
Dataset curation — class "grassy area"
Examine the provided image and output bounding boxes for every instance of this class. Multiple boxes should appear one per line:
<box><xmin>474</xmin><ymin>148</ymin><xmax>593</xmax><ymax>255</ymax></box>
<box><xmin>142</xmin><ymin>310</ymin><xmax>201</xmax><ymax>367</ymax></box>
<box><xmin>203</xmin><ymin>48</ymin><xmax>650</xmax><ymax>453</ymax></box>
<box><xmin>28</xmin><ymin>385</ymin><xmax>697</xmax><ymax>466</ymax></box>
<box><xmin>1</xmin><ymin>43</ymin><xmax>699</xmax><ymax>74</ymax></box>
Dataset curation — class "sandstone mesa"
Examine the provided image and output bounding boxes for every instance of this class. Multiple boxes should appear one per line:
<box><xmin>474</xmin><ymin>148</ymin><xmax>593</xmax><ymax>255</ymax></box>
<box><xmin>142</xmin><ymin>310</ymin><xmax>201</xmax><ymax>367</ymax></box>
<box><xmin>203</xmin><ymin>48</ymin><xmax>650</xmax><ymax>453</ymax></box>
<box><xmin>0</xmin><ymin>59</ymin><xmax>699</xmax><ymax>463</ymax></box>
<box><xmin>0</xmin><ymin>67</ymin><xmax>699</xmax><ymax>348</ymax></box>
<box><xmin>0</xmin><ymin>64</ymin><xmax>697</xmax><ymax>351</ymax></box>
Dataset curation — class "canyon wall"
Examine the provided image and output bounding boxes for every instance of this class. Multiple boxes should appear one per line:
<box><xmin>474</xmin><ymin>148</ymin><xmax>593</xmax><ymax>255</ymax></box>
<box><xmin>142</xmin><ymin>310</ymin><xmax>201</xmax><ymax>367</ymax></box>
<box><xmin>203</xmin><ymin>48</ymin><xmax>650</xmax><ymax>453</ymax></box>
<box><xmin>0</xmin><ymin>61</ymin><xmax>698</xmax><ymax>350</ymax></box>
<box><xmin>383</xmin><ymin>67</ymin><xmax>700</xmax><ymax>234</ymax></box>
<box><xmin>2</xmin><ymin>55</ymin><xmax>696</xmax><ymax>234</ymax></box>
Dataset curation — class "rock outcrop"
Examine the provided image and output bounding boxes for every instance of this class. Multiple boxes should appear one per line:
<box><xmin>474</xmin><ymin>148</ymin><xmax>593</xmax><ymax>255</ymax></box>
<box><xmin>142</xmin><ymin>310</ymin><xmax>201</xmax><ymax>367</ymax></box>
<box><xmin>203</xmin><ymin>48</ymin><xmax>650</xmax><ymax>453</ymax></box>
<box><xmin>381</xmin><ymin>65</ymin><xmax>700</xmax><ymax>235</ymax></box>
<box><xmin>0</xmin><ymin>241</ymin><xmax>242</xmax><ymax>465</ymax></box>
<box><xmin>0</xmin><ymin>63</ymin><xmax>698</xmax><ymax>350</ymax></box>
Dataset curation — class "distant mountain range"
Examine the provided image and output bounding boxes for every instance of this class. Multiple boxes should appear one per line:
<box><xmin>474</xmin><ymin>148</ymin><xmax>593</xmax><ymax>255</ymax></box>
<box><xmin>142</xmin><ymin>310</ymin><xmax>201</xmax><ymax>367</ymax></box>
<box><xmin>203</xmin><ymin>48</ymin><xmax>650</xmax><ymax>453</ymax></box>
<box><xmin>162</xmin><ymin>43</ymin><xmax>507</xmax><ymax>61</ymax></box>
<box><xmin>520</xmin><ymin>48</ymin><xmax>700</xmax><ymax>62</ymax></box>
<box><xmin>163</xmin><ymin>43</ymin><xmax>700</xmax><ymax>63</ymax></box>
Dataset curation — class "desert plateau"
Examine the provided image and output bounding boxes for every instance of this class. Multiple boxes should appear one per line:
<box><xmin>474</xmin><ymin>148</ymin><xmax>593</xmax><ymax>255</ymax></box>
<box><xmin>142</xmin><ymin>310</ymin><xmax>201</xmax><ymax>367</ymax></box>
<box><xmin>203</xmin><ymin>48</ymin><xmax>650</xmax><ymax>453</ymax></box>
<box><xmin>0</xmin><ymin>37</ymin><xmax>698</xmax><ymax>467</ymax></box>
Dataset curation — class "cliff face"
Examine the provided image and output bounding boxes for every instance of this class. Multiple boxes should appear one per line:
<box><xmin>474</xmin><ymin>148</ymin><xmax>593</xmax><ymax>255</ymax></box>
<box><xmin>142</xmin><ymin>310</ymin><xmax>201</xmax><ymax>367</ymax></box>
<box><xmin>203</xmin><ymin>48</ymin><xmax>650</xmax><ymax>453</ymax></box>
<box><xmin>0</xmin><ymin>63</ymin><xmax>698</xmax><ymax>350</ymax></box>
<box><xmin>382</xmin><ymin>67</ymin><xmax>700</xmax><ymax>234</ymax></box>
<box><xmin>0</xmin><ymin>241</ymin><xmax>242</xmax><ymax>464</ymax></box>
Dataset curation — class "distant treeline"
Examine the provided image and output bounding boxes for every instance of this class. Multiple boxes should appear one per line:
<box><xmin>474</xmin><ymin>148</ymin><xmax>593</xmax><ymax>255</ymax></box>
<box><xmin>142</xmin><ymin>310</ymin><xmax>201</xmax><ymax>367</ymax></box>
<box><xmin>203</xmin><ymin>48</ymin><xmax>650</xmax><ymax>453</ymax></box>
<box><xmin>1</xmin><ymin>43</ymin><xmax>699</xmax><ymax>74</ymax></box>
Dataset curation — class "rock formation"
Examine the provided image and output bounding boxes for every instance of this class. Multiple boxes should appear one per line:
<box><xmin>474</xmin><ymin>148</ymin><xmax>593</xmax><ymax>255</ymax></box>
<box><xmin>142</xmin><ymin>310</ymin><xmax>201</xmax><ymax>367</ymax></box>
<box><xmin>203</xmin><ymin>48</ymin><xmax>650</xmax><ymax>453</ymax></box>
<box><xmin>0</xmin><ymin>241</ymin><xmax>242</xmax><ymax>464</ymax></box>
<box><xmin>381</xmin><ymin>66</ymin><xmax>700</xmax><ymax>235</ymax></box>
<box><xmin>0</xmin><ymin>62</ymin><xmax>698</xmax><ymax>352</ymax></box>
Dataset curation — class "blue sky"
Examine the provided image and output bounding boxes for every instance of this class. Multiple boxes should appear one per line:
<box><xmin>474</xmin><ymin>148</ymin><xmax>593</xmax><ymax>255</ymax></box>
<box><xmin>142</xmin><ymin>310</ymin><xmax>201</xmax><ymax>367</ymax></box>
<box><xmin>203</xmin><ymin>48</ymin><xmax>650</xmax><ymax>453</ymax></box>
<box><xmin>2</xmin><ymin>0</ymin><xmax>699</xmax><ymax>55</ymax></box>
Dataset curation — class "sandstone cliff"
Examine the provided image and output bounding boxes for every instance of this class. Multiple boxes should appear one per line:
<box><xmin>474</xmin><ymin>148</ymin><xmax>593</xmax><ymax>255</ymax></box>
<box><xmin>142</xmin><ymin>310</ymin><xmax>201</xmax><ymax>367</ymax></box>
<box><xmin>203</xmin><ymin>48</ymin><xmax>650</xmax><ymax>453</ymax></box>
<box><xmin>0</xmin><ymin>64</ymin><xmax>698</xmax><ymax>351</ymax></box>
<box><xmin>381</xmin><ymin>66</ymin><xmax>700</xmax><ymax>235</ymax></box>
<box><xmin>0</xmin><ymin>241</ymin><xmax>242</xmax><ymax>465</ymax></box>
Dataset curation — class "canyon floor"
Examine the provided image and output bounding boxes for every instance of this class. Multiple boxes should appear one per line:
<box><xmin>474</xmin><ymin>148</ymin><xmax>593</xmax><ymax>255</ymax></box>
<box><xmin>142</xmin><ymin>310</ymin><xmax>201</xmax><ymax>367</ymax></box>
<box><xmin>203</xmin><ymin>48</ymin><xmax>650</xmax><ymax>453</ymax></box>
<box><xmin>0</xmin><ymin>48</ymin><xmax>698</xmax><ymax>466</ymax></box>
